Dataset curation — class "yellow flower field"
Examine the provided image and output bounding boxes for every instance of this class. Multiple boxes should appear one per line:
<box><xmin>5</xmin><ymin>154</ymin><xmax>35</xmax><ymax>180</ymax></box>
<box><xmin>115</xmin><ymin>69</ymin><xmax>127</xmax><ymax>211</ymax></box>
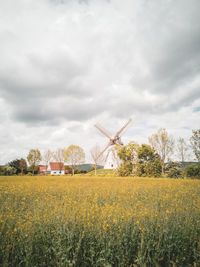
<box><xmin>0</xmin><ymin>176</ymin><xmax>199</xmax><ymax>266</ymax></box>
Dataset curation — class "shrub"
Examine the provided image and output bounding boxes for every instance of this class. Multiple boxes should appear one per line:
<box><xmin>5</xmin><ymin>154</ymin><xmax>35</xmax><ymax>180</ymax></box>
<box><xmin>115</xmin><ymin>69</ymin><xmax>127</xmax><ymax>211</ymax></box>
<box><xmin>167</xmin><ymin>167</ymin><xmax>182</xmax><ymax>178</ymax></box>
<box><xmin>184</xmin><ymin>164</ymin><xmax>200</xmax><ymax>179</ymax></box>
<box><xmin>117</xmin><ymin>162</ymin><xmax>133</xmax><ymax>176</ymax></box>
<box><xmin>65</xmin><ymin>165</ymin><xmax>72</xmax><ymax>174</ymax></box>
<box><xmin>0</xmin><ymin>165</ymin><xmax>16</xmax><ymax>176</ymax></box>
<box><xmin>136</xmin><ymin>159</ymin><xmax>162</xmax><ymax>177</ymax></box>
<box><xmin>165</xmin><ymin>162</ymin><xmax>182</xmax><ymax>178</ymax></box>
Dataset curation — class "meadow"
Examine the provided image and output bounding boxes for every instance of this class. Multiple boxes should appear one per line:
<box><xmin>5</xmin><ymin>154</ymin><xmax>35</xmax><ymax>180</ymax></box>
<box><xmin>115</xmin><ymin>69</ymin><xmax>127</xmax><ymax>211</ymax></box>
<box><xmin>0</xmin><ymin>176</ymin><xmax>199</xmax><ymax>267</ymax></box>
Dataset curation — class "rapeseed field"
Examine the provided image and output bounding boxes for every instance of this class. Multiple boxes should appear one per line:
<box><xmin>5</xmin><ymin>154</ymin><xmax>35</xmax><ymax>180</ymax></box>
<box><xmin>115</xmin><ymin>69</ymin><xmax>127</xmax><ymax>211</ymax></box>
<box><xmin>0</xmin><ymin>176</ymin><xmax>199</xmax><ymax>266</ymax></box>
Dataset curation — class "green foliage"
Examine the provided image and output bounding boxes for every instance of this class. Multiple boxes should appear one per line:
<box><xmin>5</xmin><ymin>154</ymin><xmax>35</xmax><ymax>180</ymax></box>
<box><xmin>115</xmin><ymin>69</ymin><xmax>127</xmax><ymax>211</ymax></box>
<box><xmin>117</xmin><ymin>161</ymin><xmax>133</xmax><ymax>176</ymax></box>
<box><xmin>136</xmin><ymin>144</ymin><xmax>162</xmax><ymax>177</ymax></box>
<box><xmin>65</xmin><ymin>165</ymin><xmax>89</xmax><ymax>175</ymax></box>
<box><xmin>75</xmin><ymin>169</ymin><xmax>87</xmax><ymax>174</ymax></box>
<box><xmin>27</xmin><ymin>164</ymin><xmax>39</xmax><ymax>175</ymax></box>
<box><xmin>8</xmin><ymin>158</ymin><xmax>27</xmax><ymax>175</ymax></box>
<box><xmin>190</xmin><ymin>129</ymin><xmax>200</xmax><ymax>162</ymax></box>
<box><xmin>27</xmin><ymin>149</ymin><xmax>42</xmax><ymax>175</ymax></box>
<box><xmin>34</xmin><ymin>165</ymin><xmax>39</xmax><ymax>174</ymax></box>
<box><xmin>65</xmin><ymin>165</ymin><xmax>73</xmax><ymax>174</ymax></box>
<box><xmin>0</xmin><ymin>165</ymin><xmax>16</xmax><ymax>176</ymax></box>
<box><xmin>167</xmin><ymin>167</ymin><xmax>182</xmax><ymax>178</ymax></box>
<box><xmin>117</xmin><ymin>141</ymin><xmax>138</xmax><ymax>176</ymax></box>
<box><xmin>165</xmin><ymin>162</ymin><xmax>182</xmax><ymax>178</ymax></box>
<box><xmin>117</xmin><ymin>143</ymin><xmax>161</xmax><ymax>177</ymax></box>
<box><xmin>19</xmin><ymin>158</ymin><xmax>28</xmax><ymax>174</ymax></box>
<box><xmin>136</xmin><ymin>160</ymin><xmax>161</xmax><ymax>177</ymax></box>
<box><xmin>184</xmin><ymin>163</ymin><xmax>200</xmax><ymax>179</ymax></box>
<box><xmin>8</xmin><ymin>159</ymin><xmax>20</xmax><ymax>174</ymax></box>
<box><xmin>118</xmin><ymin>141</ymin><xmax>138</xmax><ymax>163</ymax></box>
<box><xmin>76</xmin><ymin>164</ymin><xmax>96</xmax><ymax>172</ymax></box>
<box><xmin>64</xmin><ymin>145</ymin><xmax>85</xmax><ymax>175</ymax></box>
<box><xmin>90</xmin><ymin>166</ymin><xmax>95</xmax><ymax>172</ymax></box>
<box><xmin>148</xmin><ymin>128</ymin><xmax>174</xmax><ymax>175</ymax></box>
<box><xmin>1</xmin><ymin>218</ymin><xmax>199</xmax><ymax>267</ymax></box>
<box><xmin>0</xmin><ymin>166</ymin><xmax>3</xmax><ymax>175</ymax></box>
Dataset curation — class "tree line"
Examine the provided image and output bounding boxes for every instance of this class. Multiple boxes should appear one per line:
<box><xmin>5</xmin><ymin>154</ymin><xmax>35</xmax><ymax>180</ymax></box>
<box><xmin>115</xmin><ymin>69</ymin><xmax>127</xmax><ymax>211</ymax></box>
<box><xmin>0</xmin><ymin>128</ymin><xmax>200</xmax><ymax>178</ymax></box>
<box><xmin>116</xmin><ymin>128</ymin><xmax>200</xmax><ymax>179</ymax></box>
<box><xmin>0</xmin><ymin>145</ymin><xmax>85</xmax><ymax>176</ymax></box>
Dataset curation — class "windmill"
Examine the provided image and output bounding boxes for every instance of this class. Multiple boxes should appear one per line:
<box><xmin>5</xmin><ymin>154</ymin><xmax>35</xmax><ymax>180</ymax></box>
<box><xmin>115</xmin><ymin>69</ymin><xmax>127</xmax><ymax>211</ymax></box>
<box><xmin>94</xmin><ymin>119</ymin><xmax>132</xmax><ymax>168</ymax></box>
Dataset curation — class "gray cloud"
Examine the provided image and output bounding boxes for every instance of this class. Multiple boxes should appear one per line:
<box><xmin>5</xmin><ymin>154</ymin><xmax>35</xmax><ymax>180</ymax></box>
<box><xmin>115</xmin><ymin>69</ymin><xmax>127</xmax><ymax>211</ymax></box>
<box><xmin>0</xmin><ymin>0</ymin><xmax>200</xmax><ymax>163</ymax></box>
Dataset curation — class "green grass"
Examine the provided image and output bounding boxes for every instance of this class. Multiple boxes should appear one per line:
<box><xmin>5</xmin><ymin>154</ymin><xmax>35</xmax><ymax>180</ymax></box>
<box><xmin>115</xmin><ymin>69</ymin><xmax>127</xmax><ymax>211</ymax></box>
<box><xmin>87</xmin><ymin>169</ymin><xmax>115</xmax><ymax>176</ymax></box>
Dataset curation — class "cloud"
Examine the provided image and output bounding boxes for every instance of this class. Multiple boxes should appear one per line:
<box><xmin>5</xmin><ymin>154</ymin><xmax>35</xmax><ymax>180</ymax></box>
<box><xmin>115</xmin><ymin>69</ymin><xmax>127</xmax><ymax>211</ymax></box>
<box><xmin>0</xmin><ymin>0</ymin><xmax>200</xmax><ymax>163</ymax></box>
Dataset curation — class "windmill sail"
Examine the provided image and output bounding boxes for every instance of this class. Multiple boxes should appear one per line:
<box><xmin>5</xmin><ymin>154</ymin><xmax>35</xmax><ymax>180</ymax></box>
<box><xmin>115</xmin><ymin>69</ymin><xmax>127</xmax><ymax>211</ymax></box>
<box><xmin>94</xmin><ymin>119</ymin><xmax>132</xmax><ymax>169</ymax></box>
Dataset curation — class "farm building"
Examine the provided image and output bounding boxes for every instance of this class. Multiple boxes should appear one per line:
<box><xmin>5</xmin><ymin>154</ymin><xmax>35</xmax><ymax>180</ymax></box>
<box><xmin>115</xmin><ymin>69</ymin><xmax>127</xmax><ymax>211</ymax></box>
<box><xmin>39</xmin><ymin>162</ymin><xmax>68</xmax><ymax>175</ymax></box>
<box><xmin>38</xmin><ymin>165</ymin><xmax>47</xmax><ymax>174</ymax></box>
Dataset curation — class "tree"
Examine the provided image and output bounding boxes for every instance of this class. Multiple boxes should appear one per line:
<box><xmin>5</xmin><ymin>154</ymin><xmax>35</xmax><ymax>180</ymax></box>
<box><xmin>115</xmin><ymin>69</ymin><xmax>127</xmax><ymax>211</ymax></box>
<box><xmin>136</xmin><ymin>144</ymin><xmax>162</xmax><ymax>177</ymax></box>
<box><xmin>177</xmin><ymin>137</ymin><xmax>189</xmax><ymax>167</ymax></box>
<box><xmin>90</xmin><ymin>144</ymin><xmax>105</xmax><ymax>176</ymax></box>
<box><xmin>64</xmin><ymin>145</ymin><xmax>85</xmax><ymax>175</ymax></box>
<box><xmin>53</xmin><ymin>149</ymin><xmax>65</xmax><ymax>174</ymax></box>
<box><xmin>27</xmin><ymin>149</ymin><xmax>42</xmax><ymax>175</ymax></box>
<box><xmin>8</xmin><ymin>159</ymin><xmax>21</xmax><ymax>174</ymax></box>
<box><xmin>148</xmin><ymin>128</ymin><xmax>174</xmax><ymax>175</ymax></box>
<box><xmin>0</xmin><ymin>164</ymin><xmax>17</xmax><ymax>176</ymax></box>
<box><xmin>0</xmin><ymin>166</ymin><xmax>4</xmax><ymax>175</ymax></box>
<box><xmin>19</xmin><ymin>158</ymin><xmax>27</xmax><ymax>175</ymax></box>
<box><xmin>190</xmin><ymin>129</ymin><xmax>200</xmax><ymax>162</ymax></box>
<box><xmin>43</xmin><ymin>149</ymin><xmax>52</xmax><ymax>175</ymax></box>
<box><xmin>8</xmin><ymin>158</ymin><xmax>27</xmax><ymax>175</ymax></box>
<box><xmin>117</xmin><ymin>141</ymin><xmax>139</xmax><ymax>176</ymax></box>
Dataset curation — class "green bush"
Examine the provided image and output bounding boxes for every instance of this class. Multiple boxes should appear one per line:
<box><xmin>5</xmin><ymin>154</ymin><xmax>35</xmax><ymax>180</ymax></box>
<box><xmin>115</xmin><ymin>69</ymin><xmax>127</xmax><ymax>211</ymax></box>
<box><xmin>165</xmin><ymin>162</ymin><xmax>182</xmax><ymax>178</ymax></box>
<box><xmin>184</xmin><ymin>164</ymin><xmax>200</xmax><ymax>179</ymax></box>
<box><xmin>167</xmin><ymin>167</ymin><xmax>182</xmax><ymax>178</ymax></box>
<box><xmin>117</xmin><ymin>162</ymin><xmax>133</xmax><ymax>176</ymax></box>
<box><xmin>136</xmin><ymin>159</ymin><xmax>162</xmax><ymax>177</ymax></box>
<box><xmin>65</xmin><ymin>165</ymin><xmax>72</xmax><ymax>174</ymax></box>
<box><xmin>0</xmin><ymin>165</ymin><xmax>16</xmax><ymax>176</ymax></box>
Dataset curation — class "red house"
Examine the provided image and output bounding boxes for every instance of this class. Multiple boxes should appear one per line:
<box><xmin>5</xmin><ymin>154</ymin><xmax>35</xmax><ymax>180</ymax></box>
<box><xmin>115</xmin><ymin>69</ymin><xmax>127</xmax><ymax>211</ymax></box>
<box><xmin>39</xmin><ymin>162</ymin><xmax>68</xmax><ymax>175</ymax></box>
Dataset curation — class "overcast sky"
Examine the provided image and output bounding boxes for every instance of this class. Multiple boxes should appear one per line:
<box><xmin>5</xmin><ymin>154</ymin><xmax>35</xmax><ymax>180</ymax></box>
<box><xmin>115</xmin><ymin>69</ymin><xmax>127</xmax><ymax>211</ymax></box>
<box><xmin>0</xmin><ymin>0</ymin><xmax>200</xmax><ymax>164</ymax></box>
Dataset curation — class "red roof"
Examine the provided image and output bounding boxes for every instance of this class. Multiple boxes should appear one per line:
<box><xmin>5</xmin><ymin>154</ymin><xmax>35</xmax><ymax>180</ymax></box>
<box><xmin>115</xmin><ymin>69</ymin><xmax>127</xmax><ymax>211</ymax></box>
<box><xmin>50</xmin><ymin>162</ymin><xmax>65</xmax><ymax>170</ymax></box>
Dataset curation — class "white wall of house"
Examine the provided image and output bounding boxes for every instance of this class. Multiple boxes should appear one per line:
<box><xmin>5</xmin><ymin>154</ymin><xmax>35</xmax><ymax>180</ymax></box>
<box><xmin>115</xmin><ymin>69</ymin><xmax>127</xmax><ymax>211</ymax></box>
<box><xmin>50</xmin><ymin>170</ymin><xmax>65</xmax><ymax>175</ymax></box>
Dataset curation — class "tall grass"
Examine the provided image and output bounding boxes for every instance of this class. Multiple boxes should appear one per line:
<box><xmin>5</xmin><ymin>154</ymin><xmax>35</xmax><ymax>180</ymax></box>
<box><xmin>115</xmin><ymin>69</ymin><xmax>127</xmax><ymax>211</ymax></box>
<box><xmin>87</xmin><ymin>169</ymin><xmax>115</xmax><ymax>176</ymax></box>
<box><xmin>0</xmin><ymin>176</ymin><xmax>199</xmax><ymax>266</ymax></box>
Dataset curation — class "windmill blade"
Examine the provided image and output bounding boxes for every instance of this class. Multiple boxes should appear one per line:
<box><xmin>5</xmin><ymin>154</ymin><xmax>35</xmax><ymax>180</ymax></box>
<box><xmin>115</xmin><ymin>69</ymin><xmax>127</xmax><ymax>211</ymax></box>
<box><xmin>94</xmin><ymin>124</ymin><xmax>112</xmax><ymax>140</ymax></box>
<box><xmin>114</xmin><ymin>119</ymin><xmax>132</xmax><ymax>138</ymax></box>
<box><xmin>97</xmin><ymin>141</ymin><xmax>112</xmax><ymax>160</ymax></box>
